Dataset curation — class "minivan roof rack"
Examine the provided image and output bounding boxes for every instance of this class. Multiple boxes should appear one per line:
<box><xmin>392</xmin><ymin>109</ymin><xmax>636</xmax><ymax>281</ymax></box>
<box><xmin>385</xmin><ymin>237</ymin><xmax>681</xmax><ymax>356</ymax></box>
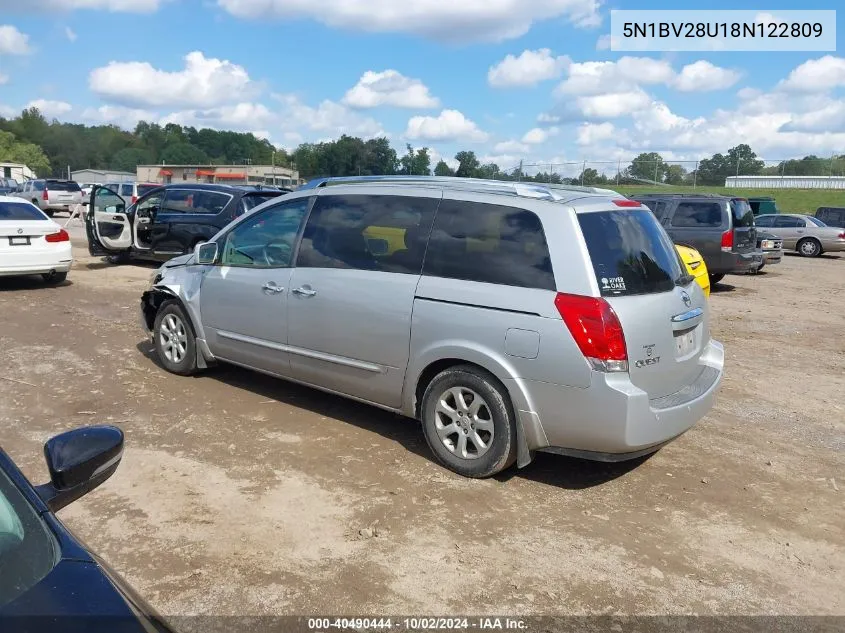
<box><xmin>297</xmin><ymin>175</ymin><xmax>620</xmax><ymax>203</ymax></box>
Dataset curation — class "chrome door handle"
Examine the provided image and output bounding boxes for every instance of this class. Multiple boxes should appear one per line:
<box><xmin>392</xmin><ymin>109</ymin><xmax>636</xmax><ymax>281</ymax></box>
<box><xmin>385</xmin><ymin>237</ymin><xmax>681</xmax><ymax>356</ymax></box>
<box><xmin>292</xmin><ymin>286</ymin><xmax>317</xmax><ymax>297</ymax></box>
<box><xmin>262</xmin><ymin>283</ymin><xmax>285</xmax><ymax>294</ymax></box>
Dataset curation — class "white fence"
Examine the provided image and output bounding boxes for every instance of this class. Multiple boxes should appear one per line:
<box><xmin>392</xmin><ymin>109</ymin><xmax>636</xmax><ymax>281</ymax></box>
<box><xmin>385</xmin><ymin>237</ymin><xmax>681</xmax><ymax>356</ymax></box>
<box><xmin>725</xmin><ymin>176</ymin><xmax>845</xmax><ymax>190</ymax></box>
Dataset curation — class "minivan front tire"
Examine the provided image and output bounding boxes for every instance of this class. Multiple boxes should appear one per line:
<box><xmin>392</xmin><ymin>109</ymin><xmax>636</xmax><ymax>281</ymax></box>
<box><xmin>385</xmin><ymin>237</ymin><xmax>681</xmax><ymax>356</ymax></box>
<box><xmin>420</xmin><ymin>365</ymin><xmax>517</xmax><ymax>478</ymax></box>
<box><xmin>153</xmin><ymin>301</ymin><xmax>198</xmax><ymax>376</ymax></box>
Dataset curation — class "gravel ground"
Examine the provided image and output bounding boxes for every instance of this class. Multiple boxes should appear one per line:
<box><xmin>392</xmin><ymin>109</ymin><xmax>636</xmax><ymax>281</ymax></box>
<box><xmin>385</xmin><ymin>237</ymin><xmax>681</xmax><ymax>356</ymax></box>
<box><xmin>1</xmin><ymin>233</ymin><xmax>843</xmax><ymax>617</ymax></box>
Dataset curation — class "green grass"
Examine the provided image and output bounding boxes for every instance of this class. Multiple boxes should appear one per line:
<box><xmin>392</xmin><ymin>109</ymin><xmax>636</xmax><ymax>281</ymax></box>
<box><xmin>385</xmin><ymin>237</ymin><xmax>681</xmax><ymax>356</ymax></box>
<box><xmin>614</xmin><ymin>185</ymin><xmax>845</xmax><ymax>216</ymax></box>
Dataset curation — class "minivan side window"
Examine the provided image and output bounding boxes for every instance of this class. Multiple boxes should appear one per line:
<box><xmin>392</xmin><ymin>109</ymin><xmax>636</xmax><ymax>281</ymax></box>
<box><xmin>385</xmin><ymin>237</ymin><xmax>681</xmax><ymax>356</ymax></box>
<box><xmin>220</xmin><ymin>198</ymin><xmax>310</xmax><ymax>268</ymax></box>
<box><xmin>162</xmin><ymin>190</ymin><xmax>232</xmax><ymax>214</ymax></box>
<box><xmin>422</xmin><ymin>200</ymin><xmax>555</xmax><ymax>291</ymax></box>
<box><xmin>296</xmin><ymin>194</ymin><xmax>438</xmax><ymax>275</ymax></box>
<box><xmin>670</xmin><ymin>202</ymin><xmax>723</xmax><ymax>228</ymax></box>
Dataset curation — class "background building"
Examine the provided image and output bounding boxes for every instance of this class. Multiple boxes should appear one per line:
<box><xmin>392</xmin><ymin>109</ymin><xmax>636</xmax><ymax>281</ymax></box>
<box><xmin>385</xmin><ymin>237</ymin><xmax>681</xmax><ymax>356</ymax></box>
<box><xmin>71</xmin><ymin>169</ymin><xmax>136</xmax><ymax>184</ymax></box>
<box><xmin>136</xmin><ymin>164</ymin><xmax>300</xmax><ymax>188</ymax></box>
<box><xmin>1</xmin><ymin>162</ymin><xmax>36</xmax><ymax>182</ymax></box>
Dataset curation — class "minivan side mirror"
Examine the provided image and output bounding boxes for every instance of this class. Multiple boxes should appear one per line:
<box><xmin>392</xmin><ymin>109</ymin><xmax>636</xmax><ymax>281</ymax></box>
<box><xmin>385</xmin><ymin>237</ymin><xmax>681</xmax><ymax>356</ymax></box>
<box><xmin>195</xmin><ymin>241</ymin><xmax>218</xmax><ymax>265</ymax></box>
<box><xmin>35</xmin><ymin>426</ymin><xmax>124</xmax><ymax>512</ymax></box>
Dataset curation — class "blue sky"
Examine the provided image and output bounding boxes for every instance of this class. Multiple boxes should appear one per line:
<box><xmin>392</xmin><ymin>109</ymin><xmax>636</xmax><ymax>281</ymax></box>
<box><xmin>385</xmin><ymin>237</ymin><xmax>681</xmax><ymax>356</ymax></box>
<box><xmin>0</xmin><ymin>0</ymin><xmax>843</xmax><ymax>174</ymax></box>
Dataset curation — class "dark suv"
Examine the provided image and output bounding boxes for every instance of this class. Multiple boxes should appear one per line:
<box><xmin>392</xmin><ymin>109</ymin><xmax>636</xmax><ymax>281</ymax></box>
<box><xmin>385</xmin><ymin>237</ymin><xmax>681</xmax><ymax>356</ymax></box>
<box><xmin>631</xmin><ymin>194</ymin><xmax>761</xmax><ymax>284</ymax></box>
<box><xmin>86</xmin><ymin>183</ymin><xmax>289</xmax><ymax>263</ymax></box>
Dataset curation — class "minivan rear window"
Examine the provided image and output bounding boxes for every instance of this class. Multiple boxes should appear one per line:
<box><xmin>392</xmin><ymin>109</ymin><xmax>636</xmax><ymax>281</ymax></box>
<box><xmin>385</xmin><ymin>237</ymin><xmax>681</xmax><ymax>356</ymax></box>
<box><xmin>45</xmin><ymin>180</ymin><xmax>80</xmax><ymax>192</ymax></box>
<box><xmin>730</xmin><ymin>199</ymin><xmax>754</xmax><ymax>227</ymax></box>
<box><xmin>137</xmin><ymin>184</ymin><xmax>158</xmax><ymax>197</ymax></box>
<box><xmin>579</xmin><ymin>210</ymin><xmax>684</xmax><ymax>297</ymax></box>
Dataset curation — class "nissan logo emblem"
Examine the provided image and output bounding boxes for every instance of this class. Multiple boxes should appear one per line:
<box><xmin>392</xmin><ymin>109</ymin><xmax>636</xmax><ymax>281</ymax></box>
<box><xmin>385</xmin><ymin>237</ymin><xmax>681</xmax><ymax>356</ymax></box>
<box><xmin>17</xmin><ymin>228</ymin><xmax>23</xmax><ymax>234</ymax></box>
<box><xmin>681</xmin><ymin>291</ymin><xmax>692</xmax><ymax>308</ymax></box>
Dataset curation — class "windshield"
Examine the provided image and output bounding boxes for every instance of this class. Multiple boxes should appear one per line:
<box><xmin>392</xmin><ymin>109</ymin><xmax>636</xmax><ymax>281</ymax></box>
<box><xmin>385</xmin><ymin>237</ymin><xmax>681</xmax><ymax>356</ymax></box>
<box><xmin>806</xmin><ymin>216</ymin><xmax>827</xmax><ymax>227</ymax></box>
<box><xmin>578</xmin><ymin>209</ymin><xmax>685</xmax><ymax>297</ymax></box>
<box><xmin>0</xmin><ymin>202</ymin><xmax>47</xmax><ymax>221</ymax></box>
<box><xmin>0</xmin><ymin>466</ymin><xmax>57</xmax><ymax>608</ymax></box>
<box><xmin>730</xmin><ymin>199</ymin><xmax>755</xmax><ymax>227</ymax></box>
<box><xmin>241</xmin><ymin>193</ymin><xmax>280</xmax><ymax>212</ymax></box>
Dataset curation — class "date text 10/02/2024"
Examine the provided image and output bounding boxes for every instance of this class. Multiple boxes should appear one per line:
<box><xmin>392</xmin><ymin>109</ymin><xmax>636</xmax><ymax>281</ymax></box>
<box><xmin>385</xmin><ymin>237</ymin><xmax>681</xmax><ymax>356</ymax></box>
<box><xmin>306</xmin><ymin>617</ymin><xmax>528</xmax><ymax>630</ymax></box>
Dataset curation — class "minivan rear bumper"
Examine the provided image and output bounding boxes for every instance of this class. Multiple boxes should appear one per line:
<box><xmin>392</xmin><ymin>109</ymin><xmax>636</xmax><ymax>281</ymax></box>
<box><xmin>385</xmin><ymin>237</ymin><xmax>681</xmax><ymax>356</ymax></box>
<box><xmin>710</xmin><ymin>251</ymin><xmax>762</xmax><ymax>274</ymax></box>
<box><xmin>511</xmin><ymin>339</ymin><xmax>724</xmax><ymax>458</ymax></box>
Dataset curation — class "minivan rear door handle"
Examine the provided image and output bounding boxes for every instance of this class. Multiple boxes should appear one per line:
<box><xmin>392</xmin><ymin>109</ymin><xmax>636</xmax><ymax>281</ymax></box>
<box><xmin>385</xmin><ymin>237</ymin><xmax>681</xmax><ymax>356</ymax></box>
<box><xmin>292</xmin><ymin>286</ymin><xmax>317</xmax><ymax>297</ymax></box>
<box><xmin>671</xmin><ymin>307</ymin><xmax>704</xmax><ymax>331</ymax></box>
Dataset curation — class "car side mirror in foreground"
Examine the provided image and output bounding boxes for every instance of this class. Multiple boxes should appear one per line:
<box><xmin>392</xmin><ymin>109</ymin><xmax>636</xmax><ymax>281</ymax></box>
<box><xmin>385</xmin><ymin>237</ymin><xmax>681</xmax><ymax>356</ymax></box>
<box><xmin>195</xmin><ymin>241</ymin><xmax>218</xmax><ymax>265</ymax></box>
<box><xmin>36</xmin><ymin>426</ymin><xmax>124</xmax><ymax>512</ymax></box>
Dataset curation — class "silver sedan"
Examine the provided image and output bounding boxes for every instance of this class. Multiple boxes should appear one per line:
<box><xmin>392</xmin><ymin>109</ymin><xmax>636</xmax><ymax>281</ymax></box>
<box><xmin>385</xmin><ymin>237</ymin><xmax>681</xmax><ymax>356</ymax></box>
<box><xmin>754</xmin><ymin>214</ymin><xmax>845</xmax><ymax>257</ymax></box>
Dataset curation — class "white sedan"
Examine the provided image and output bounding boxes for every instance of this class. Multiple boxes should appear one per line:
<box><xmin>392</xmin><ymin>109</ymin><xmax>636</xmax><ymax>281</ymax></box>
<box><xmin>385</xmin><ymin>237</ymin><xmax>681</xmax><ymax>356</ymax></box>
<box><xmin>0</xmin><ymin>195</ymin><xmax>73</xmax><ymax>284</ymax></box>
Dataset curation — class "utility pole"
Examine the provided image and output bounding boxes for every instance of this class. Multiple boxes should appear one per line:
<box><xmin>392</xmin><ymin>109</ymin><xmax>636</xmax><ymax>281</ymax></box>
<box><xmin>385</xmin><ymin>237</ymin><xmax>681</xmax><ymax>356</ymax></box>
<box><xmin>581</xmin><ymin>160</ymin><xmax>586</xmax><ymax>185</ymax></box>
<box><xmin>693</xmin><ymin>160</ymin><xmax>698</xmax><ymax>189</ymax></box>
<box><xmin>518</xmin><ymin>159</ymin><xmax>523</xmax><ymax>182</ymax></box>
<box><xmin>616</xmin><ymin>159</ymin><xmax>621</xmax><ymax>186</ymax></box>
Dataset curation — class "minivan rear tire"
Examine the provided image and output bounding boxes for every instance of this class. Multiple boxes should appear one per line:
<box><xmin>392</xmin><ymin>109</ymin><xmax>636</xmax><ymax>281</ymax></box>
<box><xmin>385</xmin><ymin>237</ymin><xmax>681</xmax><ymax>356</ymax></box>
<box><xmin>153</xmin><ymin>301</ymin><xmax>198</xmax><ymax>376</ymax></box>
<box><xmin>420</xmin><ymin>365</ymin><xmax>517</xmax><ymax>478</ymax></box>
<box><xmin>709</xmin><ymin>273</ymin><xmax>725</xmax><ymax>285</ymax></box>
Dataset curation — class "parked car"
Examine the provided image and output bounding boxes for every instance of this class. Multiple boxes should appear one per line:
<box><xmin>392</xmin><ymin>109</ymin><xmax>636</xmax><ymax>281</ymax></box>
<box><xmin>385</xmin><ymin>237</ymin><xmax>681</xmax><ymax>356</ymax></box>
<box><xmin>631</xmin><ymin>193</ymin><xmax>761</xmax><ymax>284</ymax></box>
<box><xmin>139</xmin><ymin>176</ymin><xmax>724</xmax><ymax>478</ymax></box>
<box><xmin>815</xmin><ymin>207</ymin><xmax>845</xmax><ymax>229</ymax></box>
<box><xmin>756</xmin><ymin>231</ymin><xmax>783</xmax><ymax>271</ymax></box>
<box><xmin>86</xmin><ymin>183</ymin><xmax>287</xmax><ymax>263</ymax></box>
<box><xmin>0</xmin><ymin>426</ymin><xmax>178</xmax><ymax>632</ymax></box>
<box><xmin>754</xmin><ymin>213</ymin><xmax>845</xmax><ymax>257</ymax></box>
<box><xmin>0</xmin><ymin>197</ymin><xmax>72</xmax><ymax>284</ymax></box>
<box><xmin>79</xmin><ymin>183</ymin><xmax>103</xmax><ymax>206</ymax></box>
<box><xmin>103</xmin><ymin>182</ymin><xmax>160</xmax><ymax>205</ymax></box>
<box><xmin>675</xmin><ymin>244</ymin><xmax>710</xmax><ymax>297</ymax></box>
<box><xmin>14</xmin><ymin>179</ymin><xmax>83</xmax><ymax>217</ymax></box>
<box><xmin>0</xmin><ymin>178</ymin><xmax>18</xmax><ymax>195</ymax></box>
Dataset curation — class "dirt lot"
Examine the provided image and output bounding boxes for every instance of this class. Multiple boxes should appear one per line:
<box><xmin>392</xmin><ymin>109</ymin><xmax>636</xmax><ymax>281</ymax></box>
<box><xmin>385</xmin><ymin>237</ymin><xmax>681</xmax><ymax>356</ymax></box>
<box><xmin>1</xmin><ymin>237</ymin><xmax>843</xmax><ymax>617</ymax></box>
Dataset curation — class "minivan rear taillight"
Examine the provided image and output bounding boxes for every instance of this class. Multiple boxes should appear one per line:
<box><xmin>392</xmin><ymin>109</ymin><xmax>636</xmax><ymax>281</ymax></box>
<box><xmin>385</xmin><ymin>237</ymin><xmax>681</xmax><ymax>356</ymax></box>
<box><xmin>42</xmin><ymin>188</ymin><xmax>48</xmax><ymax>201</ymax></box>
<box><xmin>720</xmin><ymin>229</ymin><xmax>733</xmax><ymax>252</ymax></box>
<box><xmin>45</xmin><ymin>229</ymin><xmax>70</xmax><ymax>243</ymax></box>
<box><xmin>554</xmin><ymin>293</ymin><xmax>628</xmax><ymax>372</ymax></box>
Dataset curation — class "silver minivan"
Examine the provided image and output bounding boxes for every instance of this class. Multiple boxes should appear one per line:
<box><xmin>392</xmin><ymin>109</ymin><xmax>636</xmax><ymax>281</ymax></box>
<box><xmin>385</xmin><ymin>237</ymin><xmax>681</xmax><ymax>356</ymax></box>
<box><xmin>140</xmin><ymin>177</ymin><xmax>724</xmax><ymax>478</ymax></box>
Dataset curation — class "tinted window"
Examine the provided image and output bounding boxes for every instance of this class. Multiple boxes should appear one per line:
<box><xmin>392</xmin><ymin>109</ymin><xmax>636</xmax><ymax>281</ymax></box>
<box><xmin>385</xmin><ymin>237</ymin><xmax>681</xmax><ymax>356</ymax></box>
<box><xmin>0</xmin><ymin>468</ymin><xmax>58</xmax><ymax>608</ymax></box>
<box><xmin>579</xmin><ymin>210</ymin><xmax>683</xmax><ymax>297</ymax></box>
<box><xmin>670</xmin><ymin>202</ymin><xmax>724</xmax><ymax>228</ymax></box>
<box><xmin>163</xmin><ymin>190</ymin><xmax>231</xmax><ymax>214</ymax></box>
<box><xmin>220</xmin><ymin>198</ymin><xmax>310</xmax><ymax>268</ymax></box>
<box><xmin>137</xmin><ymin>184</ymin><xmax>158</xmax><ymax>197</ymax></box>
<box><xmin>0</xmin><ymin>202</ymin><xmax>46</xmax><ymax>221</ymax></box>
<box><xmin>119</xmin><ymin>184</ymin><xmax>134</xmax><ymax>196</ymax></box>
<box><xmin>240</xmin><ymin>193</ymin><xmax>280</xmax><ymax>215</ymax></box>
<box><xmin>774</xmin><ymin>216</ymin><xmax>804</xmax><ymax>228</ymax></box>
<box><xmin>730</xmin><ymin>199</ymin><xmax>754</xmax><ymax>227</ymax></box>
<box><xmin>423</xmin><ymin>200</ymin><xmax>554</xmax><ymax>290</ymax></box>
<box><xmin>638</xmin><ymin>199</ymin><xmax>665</xmax><ymax>218</ymax></box>
<box><xmin>296</xmin><ymin>194</ymin><xmax>438</xmax><ymax>275</ymax></box>
<box><xmin>45</xmin><ymin>180</ymin><xmax>80</xmax><ymax>192</ymax></box>
<box><xmin>805</xmin><ymin>216</ymin><xmax>826</xmax><ymax>227</ymax></box>
<box><xmin>32</xmin><ymin>182</ymin><xmax>45</xmax><ymax>192</ymax></box>
<box><xmin>754</xmin><ymin>215</ymin><xmax>775</xmax><ymax>227</ymax></box>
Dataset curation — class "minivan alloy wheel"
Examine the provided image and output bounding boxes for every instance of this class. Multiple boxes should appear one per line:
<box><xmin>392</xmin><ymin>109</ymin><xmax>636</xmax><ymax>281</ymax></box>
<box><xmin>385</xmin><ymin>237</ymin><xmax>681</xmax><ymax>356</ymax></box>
<box><xmin>159</xmin><ymin>313</ymin><xmax>188</xmax><ymax>364</ymax></box>
<box><xmin>434</xmin><ymin>387</ymin><xmax>494</xmax><ymax>459</ymax></box>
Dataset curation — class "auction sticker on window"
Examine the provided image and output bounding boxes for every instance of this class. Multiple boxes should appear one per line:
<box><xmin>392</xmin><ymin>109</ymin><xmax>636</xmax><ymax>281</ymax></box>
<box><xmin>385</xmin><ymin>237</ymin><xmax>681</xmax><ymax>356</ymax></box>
<box><xmin>609</xmin><ymin>10</ymin><xmax>836</xmax><ymax>51</ymax></box>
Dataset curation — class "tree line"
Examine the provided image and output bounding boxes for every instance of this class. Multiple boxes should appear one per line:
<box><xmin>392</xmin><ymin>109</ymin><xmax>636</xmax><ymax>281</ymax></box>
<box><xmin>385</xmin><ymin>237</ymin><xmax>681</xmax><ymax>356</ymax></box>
<box><xmin>2</xmin><ymin>108</ymin><xmax>843</xmax><ymax>187</ymax></box>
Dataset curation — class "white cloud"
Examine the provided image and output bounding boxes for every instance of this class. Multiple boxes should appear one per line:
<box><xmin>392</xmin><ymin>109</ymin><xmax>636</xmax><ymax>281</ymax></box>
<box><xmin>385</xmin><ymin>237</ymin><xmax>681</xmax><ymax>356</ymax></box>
<box><xmin>493</xmin><ymin>140</ymin><xmax>530</xmax><ymax>154</ymax></box>
<box><xmin>487</xmin><ymin>49</ymin><xmax>570</xmax><ymax>88</ymax></box>
<box><xmin>81</xmin><ymin>105</ymin><xmax>157</xmax><ymax>129</ymax></box>
<box><xmin>26</xmin><ymin>99</ymin><xmax>72</xmax><ymax>118</ymax></box>
<box><xmin>0</xmin><ymin>103</ymin><xmax>15</xmax><ymax>118</ymax></box>
<box><xmin>0</xmin><ymin>0</ymin><xmax>164</xmax><ymax>11</ymax></box>
<box><xmin>275</xmin><ymin>94</ymin><xmax>387</xmax><ymax>139</ymax></box>
<box><xmin>65</xmin><ymin>26</ymin><xmax>77</xmax><ymax>42</ymax></box>
<box><xmin>217</xmin><ymin>0</ymin><xmax>601</xmax><ymax>42</ymax></box>
<box><xmin>0</xmin><ymin>73</ymin><xmax>7</xmax><ymax>85</ymax></box>
<box><xmin>0</xmin><ymin>25</ymin><xmax>31</xmax><ymax>55</ymax></box>
<box><xmin>575</xmin><ymin>88</ymin><xmax>652</xmax><ymax>119</ymax></box>
<box><xmin>479</xmin><ymin>153</ymin><xmax>521</xmax><ymax>168</ymax></box>
<box><xmin>342</xmin><ymin>70</ymin><xmax>439</xmax><ymax>109</ymax></box>
<box><xmin>576</xmin><ymin>122</ymin><xmax>615</xmax><ymax>146</ymax></box>
<box><xmin>161</xmin><ymin>102</ymin><xmax>277</xmax><ymax>131</ymax></box>
<box><xmin>537</xmin><ymin>112</ymin><xmax>561</xmax><ymax>124</ymax></box>
<box><xmin>778</xmin><ymin>56</ymin><xmax>845</xmax><ymax>92</ymax></box>
<box><xmin>428</xmin><ymin>147</ymin><xmax>459</xmax><ymax>171</ymax></box>
<box><xmin>405</xmin><ymin>109</ymin><xmax>488</xmax><ymax>142</ymax></box>
<box><xmin>595</xmin><ymin>34</ymin><xmax>620</xmax><ymax>50</ymax></box>
<box><xmin>673</xmin><ymin>61</ymin><xmax>740</xmax><ymax>92</ymax></box>
<box><xmin>556</xmin><ymin>57</ymin><xmax>674</xmax><ymax>96</ymax></box>
<box><xmin>89</xmin><ymin>51</ymin><xmax>256</xmax><ymax>109</ymax></box>
<box><xmin>522</xmin><ymin>126</ymin><xmax>559</xmax><ymax>144</ymax></box>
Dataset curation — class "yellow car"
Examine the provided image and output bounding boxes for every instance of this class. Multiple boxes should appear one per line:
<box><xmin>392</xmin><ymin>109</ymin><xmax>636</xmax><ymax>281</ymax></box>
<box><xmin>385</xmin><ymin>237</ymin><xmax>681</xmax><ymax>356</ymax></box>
<box><xmin>675</xmin><ymin>244</ymin><xmax>710</xmax><ymax>297</ymax></box>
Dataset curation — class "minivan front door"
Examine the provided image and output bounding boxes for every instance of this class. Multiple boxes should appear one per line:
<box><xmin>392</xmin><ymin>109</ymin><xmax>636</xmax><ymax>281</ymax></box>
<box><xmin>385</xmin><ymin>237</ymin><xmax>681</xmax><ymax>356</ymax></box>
<box><xmin>199</xmin><ymin>197</ymin><xmax>310</xmax><ymax>376</ymax></box>
<box><xmin>286</xmin><ymin>191</ymin><xmax>439</xmax><ymax>408</ymax></box>
<box><xmin>85</xmin><ymin>186</ymin><xmax>132</xmax><ymax>256</ymax></box>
